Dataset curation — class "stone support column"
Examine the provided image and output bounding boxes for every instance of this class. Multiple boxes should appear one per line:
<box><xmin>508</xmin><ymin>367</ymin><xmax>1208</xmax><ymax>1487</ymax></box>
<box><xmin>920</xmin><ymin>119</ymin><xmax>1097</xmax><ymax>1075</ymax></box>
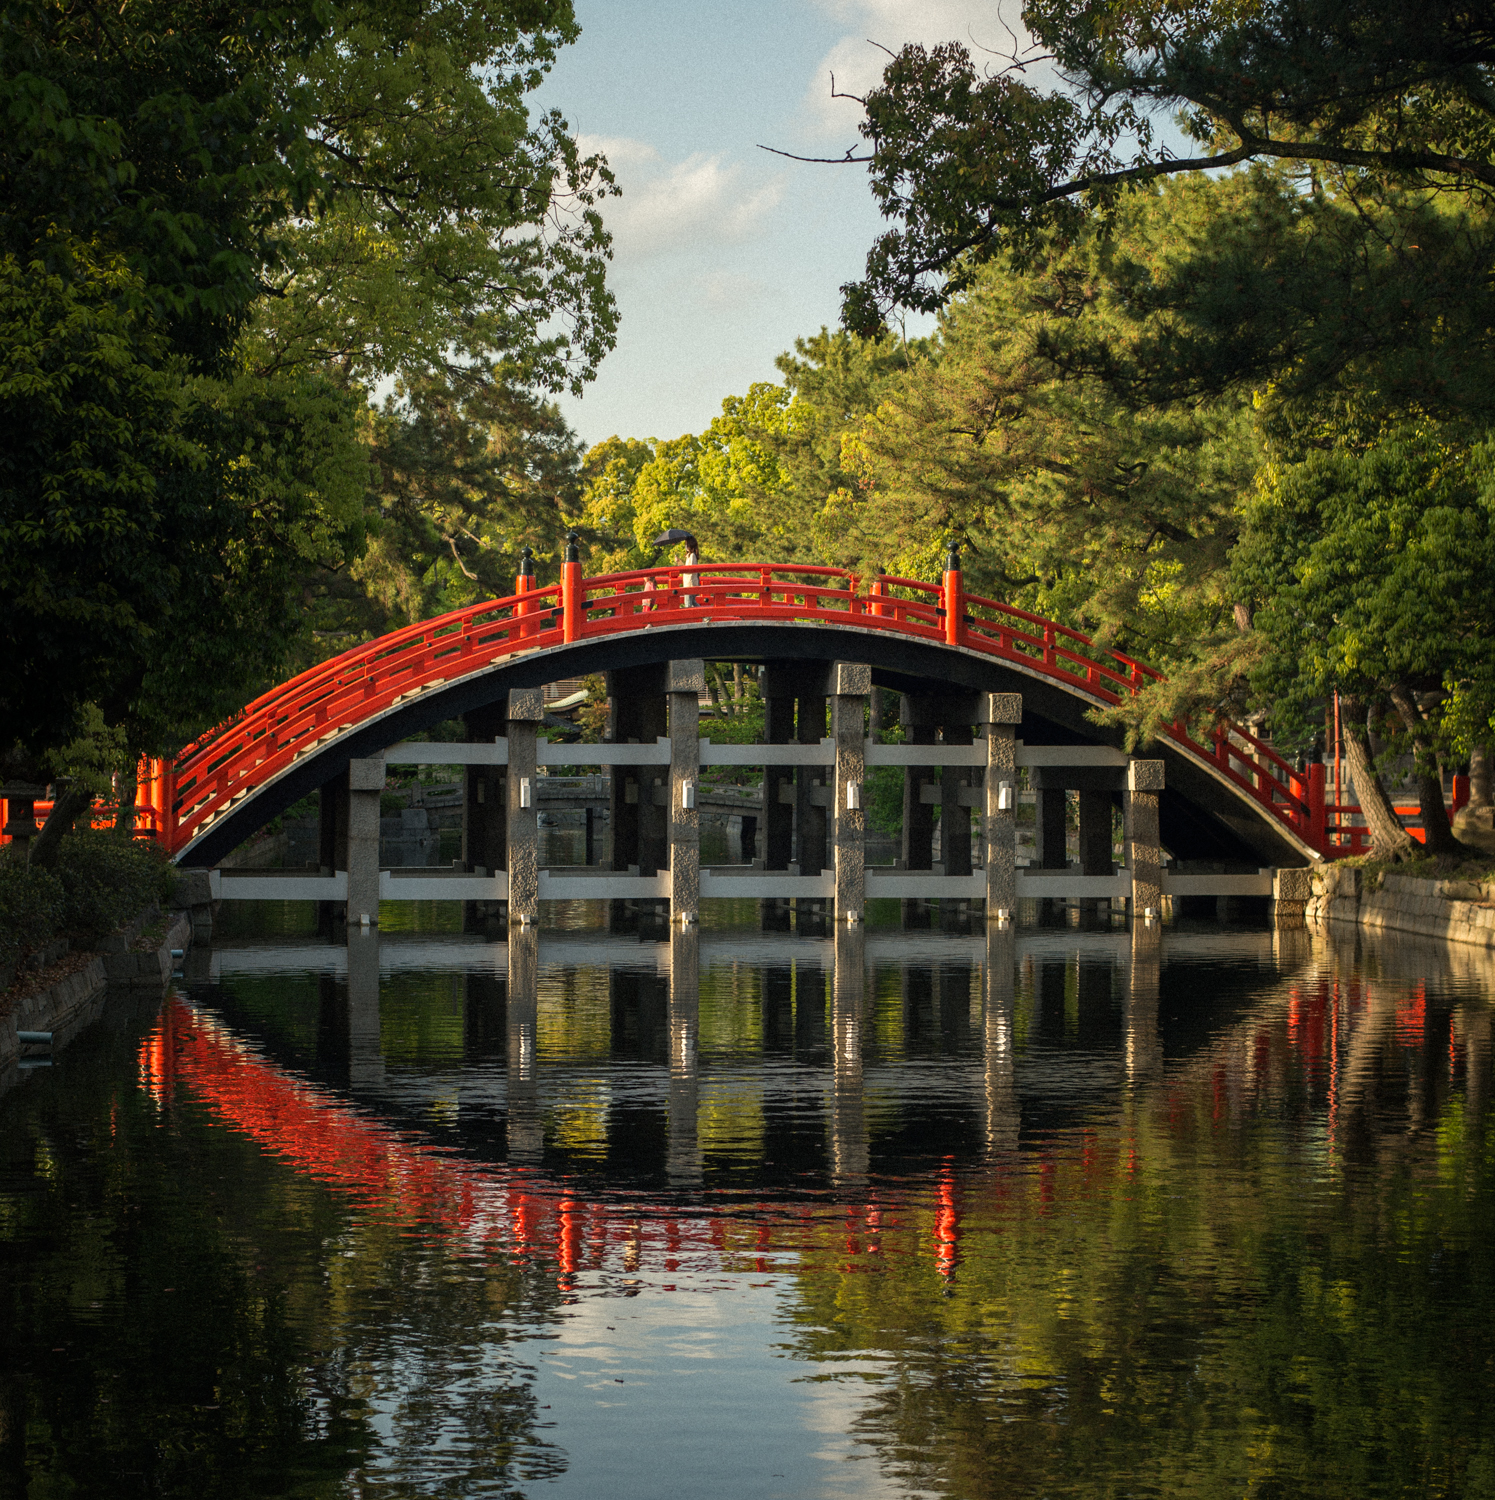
<box><xmin>462</xmin><ymin>700</ymin><xmax>507</xmax><ymax>875</ymax></box>
<box><xmin>607</xmin><ymin>664</ymin><xmax>668</xmax><ymax>875</ymax></box>
<box><xmin>900</xmin><ymin>696</ymin><xmax>938</xmax><ymax>871</ymax></box>
<box><xmin>319</xmin><ymin>768</ymin><xmax>349</xmax><ymax>875</ymax></box>
<box><xmin>1078</xmin><ymin>788</ymin><xmax>1114</xmax><ymax>919</ymax></box>
<box><xmin>506</xmin><ymin>688</ymin><xmax>544</xmax><ymax>925</ymax></box>
<box><xmin>1037</xmin><ymin>786</ymin><xmax>1069</xmax><ymax>870</ymax></box>
<box><xmin>668</xmin><ymin>659</ymin><xmax>704</xmax><ymax>923</ymax></box>
<box><xmin>1126</xmin><ymin>759</ymin><xmax>1165</xmax><ymax>920</ymax></box>
<box><xmin>1272</xmin><ymin>866</ymin><xmax>1312</xmax><ymax>924</ymax></box>
<box><xmin>831</xmin><ymin>662</ymin><xmax>869</xmax><ymax>922</ymax></box>
<box><xmin>941</xmin><ymin>723</ymin><xmax>976</xmax><ymax>878</ymax></box>
<box><xmin>346</xmin><ymin>756</ymin><xmax>384</xmax><ymax>928</ymax></box>
<box><xmin>983</xmin><ymin>693</ymin><xmax>1021</xmax><ymax>920</ymax></box>
<box><xmin>763</xmin><ymin>687</ymin><xmax>795</xmax><ymax>872</ymax></box>
<box><xmin>795</xmin><ymin>692</ymin><xmax>828</xmax><ymax>876</ymax></box>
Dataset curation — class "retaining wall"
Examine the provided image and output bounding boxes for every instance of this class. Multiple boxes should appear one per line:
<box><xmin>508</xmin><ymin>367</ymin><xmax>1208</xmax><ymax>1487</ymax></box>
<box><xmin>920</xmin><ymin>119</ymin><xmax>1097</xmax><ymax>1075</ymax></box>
<box><xmin>1307</xmin><ymin>865</ymin><xmax>1495</xmax><ymax>949</ymax></box>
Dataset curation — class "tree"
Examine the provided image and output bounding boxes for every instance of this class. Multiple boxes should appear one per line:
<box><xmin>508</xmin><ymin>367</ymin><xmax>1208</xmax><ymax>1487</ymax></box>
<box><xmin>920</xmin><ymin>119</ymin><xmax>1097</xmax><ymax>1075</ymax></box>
<box><xmin>576</xmin><ymin>330</ymin><xmax>924</xmax><ymax>573</ymax></box>
<box><xmin>847</xmin><ymin>191</ymin><xmax>1261</xmax><ymax>711</ymax></box>
<box><xmin>1235</xmin><ymin>429</ymin><xmax>1495</xmax><ymax>858</ymax></box>
<box><xmin>0</xmin><ymin>0</ymin><xmax>615</xmax><ymax>783</ymax></box>
<box><xmin>832</xmin><ymin>0</ymin><xmax>1495</xmax><ymax>325</ymax></box>
<box><xmin>297</xmin><ymin>370</ymin><xmax>586</xmax><ymax>662</ymax></box>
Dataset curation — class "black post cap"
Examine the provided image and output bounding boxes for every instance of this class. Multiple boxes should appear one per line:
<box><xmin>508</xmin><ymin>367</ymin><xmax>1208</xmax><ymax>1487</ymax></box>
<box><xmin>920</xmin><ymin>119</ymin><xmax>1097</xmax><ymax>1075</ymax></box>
<box><xmin>945</xmin><ymin>541</ymin><xmax>960</xmax><ymax>573</ymax></box>
<box><xmin>518</xmin><ymin>545</ymin><xmax>534</xmax><ymax>576</ymax></box>
<box><xmin>565</xmin><ymin>532</ymin><xmax>580</xmax><ymax>563</ymax></box>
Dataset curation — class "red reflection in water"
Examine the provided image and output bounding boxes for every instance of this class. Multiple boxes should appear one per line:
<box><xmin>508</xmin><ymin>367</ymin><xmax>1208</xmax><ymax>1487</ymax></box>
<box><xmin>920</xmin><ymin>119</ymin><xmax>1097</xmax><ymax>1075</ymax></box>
<box><xmin>137</xmin><ymin>972</ymin><xmax>1453</xmax><ymax>1287</ymax></box>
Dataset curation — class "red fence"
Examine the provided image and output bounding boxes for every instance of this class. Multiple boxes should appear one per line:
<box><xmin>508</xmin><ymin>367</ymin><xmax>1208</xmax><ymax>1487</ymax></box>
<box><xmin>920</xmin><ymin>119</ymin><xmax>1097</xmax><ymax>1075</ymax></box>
<box><xmin>0</xmin><ymin>563</ymin><xmax>1453</xmax><ymax>861</ymax></box>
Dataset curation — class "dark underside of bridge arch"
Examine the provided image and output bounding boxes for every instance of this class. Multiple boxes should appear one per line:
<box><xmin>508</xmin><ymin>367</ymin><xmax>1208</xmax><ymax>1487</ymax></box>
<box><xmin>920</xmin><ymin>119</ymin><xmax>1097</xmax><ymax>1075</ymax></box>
<box><xmin>182</xmin><ymin>622</ymin><xmax>1310</xmax><ymax>870</ymax></box>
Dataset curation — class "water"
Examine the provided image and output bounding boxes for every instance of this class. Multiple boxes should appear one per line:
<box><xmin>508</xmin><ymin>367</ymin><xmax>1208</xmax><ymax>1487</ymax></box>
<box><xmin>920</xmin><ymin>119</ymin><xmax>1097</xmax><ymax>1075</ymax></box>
<box><xmin>3</xmin><ymin>906</ymin><xmax>1494</xmax><ymax>1499</ymax></box>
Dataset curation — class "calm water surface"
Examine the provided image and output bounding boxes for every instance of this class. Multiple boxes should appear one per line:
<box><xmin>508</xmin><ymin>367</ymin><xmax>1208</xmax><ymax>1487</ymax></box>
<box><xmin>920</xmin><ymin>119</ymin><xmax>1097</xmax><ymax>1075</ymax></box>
<box><xmin>3</xmin><ymin>902</ymin><xmax>1494</xmax><ymax>1499</ymax></box>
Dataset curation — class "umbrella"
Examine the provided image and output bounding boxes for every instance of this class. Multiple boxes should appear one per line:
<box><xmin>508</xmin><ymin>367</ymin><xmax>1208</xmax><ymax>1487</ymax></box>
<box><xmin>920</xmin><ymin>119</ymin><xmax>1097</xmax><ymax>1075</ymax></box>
<box><xmin>652</xmin><ymin>528</ymin><xmax>698</xmax><ymax>553</ymax></box>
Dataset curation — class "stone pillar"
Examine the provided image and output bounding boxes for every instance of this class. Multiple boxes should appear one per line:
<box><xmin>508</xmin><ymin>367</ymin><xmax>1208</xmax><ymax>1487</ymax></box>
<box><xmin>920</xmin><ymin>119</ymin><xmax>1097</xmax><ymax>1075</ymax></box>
<box><xmin>984</xmin><ymin>693</ymin><xmax>1021</xmax><ymax>920</ymax></box>
<box><xmin>763</xmin><ymin>684</ymin><xmax>795</xmax><ymax>872</ymax></box>
<box><xmin>1078</xmin><ymin>788</ymin><xmax>1114</xmax><ymax>919</ymax></box>
<box><xmin>607</xmin><ymin>663</ymin><xmax>669</xmax><ymax>875</ymax></box>
<box><xmin>941</xmin><ymin>723</ymin><xmax>975</xmax><ymax>878</ymax></box>
<box><xmin>829</xmin><ymin>922</ymin><xmax>868</xmax><ymax>1183</ymax></box>
<box><xmin>1037</xmin><ymin>784</ymin><xmax>1069</xmax><ymax>870</ymax></box>
<box><xmin>462</xmin><ymin>700</ymin><xmax>507</xmax><ymax>875</ymax></box>
<box><xmin>346</xmin><ymin>925</ymin><xmax>384</xmax><ymax>1089</ymax></box>
<box><xmin>900</xmin><ymin>695</ymin><xmax>937</xmax><ymax>870</ymax></box>
<box><xmin>831</xmin><ymin>662</ymin><xmax>869</xmax><ymax>922</ymax></box>
<box><xmin>668</xmin><ymin>659</ymin><xmax>704</xmax><ymax>923</ymax></box>
<box><xmin>1272</xmin><ymin>866</ymin><xmax>1312</xmax><ymax>924</ymax></box>
<box><xmin>795</xmin><ymin>691</ymin><xmax>828</xmax><ymax>876</ymax></box>
<box><xmin>506</xmin><ymin>688</ymin><xmax>544</xmax><ymax>925</ymax></box>
<box><xmin>667</xmin><ymin>922</ymin><xmax>701</xmax><ymax>1185</ymax></box>
<box><xmin>1125</xmin><ymin>922</ymin><xmax>1163</xmax><ymax>1081</ymax></box>
<box><xmin>506</xmin><ymin>925</ymin><xmax>543</xmax><ymax>1164</ymax></box>
<box><xmin>346</xmin><ymin>756</ymin><xmax>384</xmax><ymax>928</ymax></box>
<box><xmin>1126</xmin><ymin>759</ymin><xmax>1165</xmax><ymax>920</ymax></box>
<box><xmin>984</xmin><ymin>922</ymin><xmax>1019</xmax><ymax>1155</ymax></box>
<box><xmin>318</xmin><ymin>768</ymin><xmax>349</xmax><ymax>874</ymax></box>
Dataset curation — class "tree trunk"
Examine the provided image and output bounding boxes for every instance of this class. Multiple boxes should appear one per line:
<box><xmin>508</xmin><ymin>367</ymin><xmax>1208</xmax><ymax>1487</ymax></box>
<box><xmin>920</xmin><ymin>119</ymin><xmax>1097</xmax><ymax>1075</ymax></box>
<box><xmin>27</xmin><ymin>785</ymin><xmax>94</xmax><ymax>869</ymax></box>
<box><xmin>1471</xmin><ymin>742</ymin><xmax>1493</xmax><ymax>810</ymax></box>
<box><xmin>1339</xmin><ymin>695</ymin><xmax>1418</xmax><ymax>861</ymax></box>
<box><xmin>1387</xmin><ymin>682</ymin><xmax>1467</xmax><ymax>857</ymax></box>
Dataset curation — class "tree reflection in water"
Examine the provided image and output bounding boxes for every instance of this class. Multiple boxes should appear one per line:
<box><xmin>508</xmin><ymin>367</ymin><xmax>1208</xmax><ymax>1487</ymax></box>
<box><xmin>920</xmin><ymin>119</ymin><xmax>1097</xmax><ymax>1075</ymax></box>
<box><xmin>2</xmin><ymin>911</ymin><xmax>1493</xmax><ymax>1499</ymax></box>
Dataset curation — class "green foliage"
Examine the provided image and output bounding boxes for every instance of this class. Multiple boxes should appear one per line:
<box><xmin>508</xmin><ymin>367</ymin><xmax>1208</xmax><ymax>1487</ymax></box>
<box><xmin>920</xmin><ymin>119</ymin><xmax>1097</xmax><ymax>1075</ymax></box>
<box><xmin>0</xmin><ymin>0</ymin><xmax>613</xmax><ymax>766</ymax></box>
<box><xmin>577</xmin><ymin>330</ymin><xmax>922</xmax><ymax>572</ymax></box>
<box><xmin>845</xmin><ymin>0</ymin><xmax>1495</xmax><ymax>323</ymax></box>
<box><xmin>0</xmin><ymin>853</ymin><xmax>63</xmax><ymax>976</ymax></box>
<box><xmin>1237</xmin><ymin>430</ymin><xmax>1495</xmax><ymax>751</ymax></box>
<box><xmin>0</xmin><ymin>831</ymin><xmax>171</xmax><ymax>974</ymax></box>
<box><xmin>53</xmin><ymin>831</ymin><xmax>175</xmax><ymax>944</ymax></box>
<box><xmin>298</xmin><ymin>370</ymin><xmax>583</xmax><ymax>664</ymax></box>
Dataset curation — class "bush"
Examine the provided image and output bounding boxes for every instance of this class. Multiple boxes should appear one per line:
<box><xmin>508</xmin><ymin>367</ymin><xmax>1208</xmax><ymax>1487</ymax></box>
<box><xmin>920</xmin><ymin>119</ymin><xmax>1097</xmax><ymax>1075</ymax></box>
<box><xmin>54</xmin><ymin>832</ymin><xmax>176</xmax><ymax>944</ymax></box>
<box><xmin>0</xmin><ymin>854</ymin><xmax>65</xmax><ymax>977</ymax></box>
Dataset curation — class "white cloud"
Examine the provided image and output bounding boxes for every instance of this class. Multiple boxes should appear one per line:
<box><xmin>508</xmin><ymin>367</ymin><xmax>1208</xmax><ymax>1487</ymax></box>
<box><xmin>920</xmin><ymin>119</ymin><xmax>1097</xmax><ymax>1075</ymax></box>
<box><xmin>802</xmin><ymin>0</ymin><xmax>1037</xmax><ymax>138</ymax></box>
<box><xmin>580</xmin><ymin>133</ymin><xmax>787</xmax><ymax>259</ymax></box>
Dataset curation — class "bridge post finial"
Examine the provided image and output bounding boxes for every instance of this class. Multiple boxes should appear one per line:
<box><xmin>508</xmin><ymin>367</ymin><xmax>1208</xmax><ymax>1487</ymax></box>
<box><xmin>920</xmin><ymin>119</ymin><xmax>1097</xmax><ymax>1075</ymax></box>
<box><xmin>562</xmin><ymin>534</ymin><xmax>582</xmax><ymax>641</ymax></box>
<box><xmin>517</xmin><ymin>545</ymin><xmax>534</xmax><ymax>577</ymax></box>
<box><xmin>942</xmin><ymin>544</ymin><xmax>963</xmax><ymax>648</ymax></box>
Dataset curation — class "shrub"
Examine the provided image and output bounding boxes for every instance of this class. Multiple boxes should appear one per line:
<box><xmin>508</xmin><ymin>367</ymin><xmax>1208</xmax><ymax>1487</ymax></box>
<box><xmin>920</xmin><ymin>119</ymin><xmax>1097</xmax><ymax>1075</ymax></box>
<box><xmin>54</xmin><ymin>832</ymin><xmax>176</xmax><ymax>944</ymax></box>
<box><xmin>0</xmin><ymin>854</ymin><xmax>65</xmax><ymax>978</ymax></box>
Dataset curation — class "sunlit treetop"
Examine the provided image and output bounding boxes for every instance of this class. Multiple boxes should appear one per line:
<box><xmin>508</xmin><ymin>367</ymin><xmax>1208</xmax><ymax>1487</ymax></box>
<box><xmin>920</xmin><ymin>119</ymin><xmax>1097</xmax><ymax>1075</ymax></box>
<box><xmin>836</xmin><ymin>0</ymin><xmax>1495</xmax><ymax>327</ymax></box>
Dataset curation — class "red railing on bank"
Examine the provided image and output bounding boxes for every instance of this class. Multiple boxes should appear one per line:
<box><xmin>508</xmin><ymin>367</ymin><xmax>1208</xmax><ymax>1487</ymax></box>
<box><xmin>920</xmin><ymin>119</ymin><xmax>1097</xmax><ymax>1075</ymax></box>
<box><xmin>0</xmin><ymin>561</ymin><xmax>1459</xmax><ymax>861</ymax></box>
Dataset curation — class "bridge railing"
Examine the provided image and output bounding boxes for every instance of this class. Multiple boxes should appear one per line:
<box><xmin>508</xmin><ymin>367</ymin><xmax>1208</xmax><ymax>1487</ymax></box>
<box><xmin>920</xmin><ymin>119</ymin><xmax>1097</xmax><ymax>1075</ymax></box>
<box><xmin>144</xmin><ymin>559</ymin><xmax>1413</xmax><ymax>860</ymax></box>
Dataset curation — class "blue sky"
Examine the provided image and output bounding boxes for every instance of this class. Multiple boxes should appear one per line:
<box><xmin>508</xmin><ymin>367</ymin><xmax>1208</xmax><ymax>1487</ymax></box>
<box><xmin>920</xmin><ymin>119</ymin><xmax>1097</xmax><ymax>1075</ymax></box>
<box><xmin>533</xmin><ymin>0</ymin><xmax>1025</xmax><ymax>448</ymax></box>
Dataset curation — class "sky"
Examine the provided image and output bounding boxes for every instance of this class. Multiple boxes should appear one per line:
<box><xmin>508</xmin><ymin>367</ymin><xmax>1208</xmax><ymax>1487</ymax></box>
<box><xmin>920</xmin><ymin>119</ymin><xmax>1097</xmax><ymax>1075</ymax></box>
<box><xmin>532</xmin><ymin>0</ymin><xmax>1031</xmax><ymax>449</ymax></box>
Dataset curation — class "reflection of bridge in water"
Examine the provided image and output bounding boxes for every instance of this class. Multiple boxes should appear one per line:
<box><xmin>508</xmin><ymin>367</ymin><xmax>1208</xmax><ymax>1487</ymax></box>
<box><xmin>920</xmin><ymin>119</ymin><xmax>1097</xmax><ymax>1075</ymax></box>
<box><xmin>152</xmin><ymin>920</ymin><xmax>1488</xmax><ymax>1286</ymax></box>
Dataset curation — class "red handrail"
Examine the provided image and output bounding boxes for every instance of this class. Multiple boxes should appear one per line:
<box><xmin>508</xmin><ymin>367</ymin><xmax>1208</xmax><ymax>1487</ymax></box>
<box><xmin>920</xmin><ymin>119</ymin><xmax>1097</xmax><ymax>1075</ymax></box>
<box><xmin>135</xmin><ymin>561</ymin><xmax>1391</xmax><ymax>860</ymax></box>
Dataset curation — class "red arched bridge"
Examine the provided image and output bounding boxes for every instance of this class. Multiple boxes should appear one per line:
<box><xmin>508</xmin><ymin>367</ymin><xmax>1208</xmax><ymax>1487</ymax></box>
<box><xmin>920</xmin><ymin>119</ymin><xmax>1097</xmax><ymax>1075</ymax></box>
<box><xmin>5</xmin><ymin>559</ymin><xmax>1415</xmax><ymax>908</ymax></box>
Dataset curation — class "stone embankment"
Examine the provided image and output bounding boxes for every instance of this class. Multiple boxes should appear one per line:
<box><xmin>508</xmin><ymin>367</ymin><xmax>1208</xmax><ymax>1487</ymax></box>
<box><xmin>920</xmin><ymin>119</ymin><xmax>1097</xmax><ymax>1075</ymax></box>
<box><xmin>1308</xmin><ymin>865</ymin><xmax>1495</xmax><ymax>949</ymax></box>
<box><xmin>0</xmin><ymin>908</ymin><xmax>191</xmax><ymax>1077</ymax></box>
